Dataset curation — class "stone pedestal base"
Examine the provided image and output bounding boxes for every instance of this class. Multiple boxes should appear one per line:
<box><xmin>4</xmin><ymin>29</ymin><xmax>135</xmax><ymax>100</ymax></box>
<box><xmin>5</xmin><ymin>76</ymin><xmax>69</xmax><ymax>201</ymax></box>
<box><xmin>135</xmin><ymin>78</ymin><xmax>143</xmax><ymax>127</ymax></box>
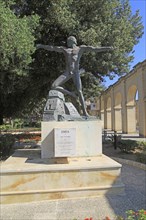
<box><xmin>0</xmin><ymin>149</ymin><xmax>124</xmax><ymax>204</ymax></box>
<box><xmin>41</xmin><ymin>120</ymin><xmax>102</xmax><ymax>158</ymax></box>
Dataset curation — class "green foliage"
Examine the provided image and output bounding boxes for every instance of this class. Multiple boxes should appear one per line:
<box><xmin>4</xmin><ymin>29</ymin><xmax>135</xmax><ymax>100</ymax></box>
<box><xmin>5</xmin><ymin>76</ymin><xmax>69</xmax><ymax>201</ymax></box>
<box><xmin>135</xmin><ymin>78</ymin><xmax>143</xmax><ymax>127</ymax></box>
<box><xmin>81</xmin><ymin>72</ymin><xmax>105</xmax><ymax>99</ymax></box>
<box><xmin>0</xmin><ymin>124</ymin><xmax>12</xmax><ymax>132</ymax></box>
<box><xmin>0</xmin><ymin>118</ymin><xmax>41</xmax><ymax>131</ymax></box>
<box><xmin>25</xmin><ymin>0</ymin><xmax>143</xmax><ymax>97</ymax></box>
<box><xmin>13</xmin><ymin>118</ymin><xmax>24</xmax><ymax>128</ymax></box>
<box><xmin>117</xmin><ymin>140</ymin><xmax>146</xmax><ymax>164</ymax></box>
<box><xmin>0</xmin><ymin>0</ymin><xmax>144</xmax><ymax>122</ymax></box>
<box><xmin>103</xmin><ymin>137</ymin><xmax>146</xmax><ymax>164</ymax></box>
<box><xmin>0</xmin><ymin>134</ymin><xmax>15</xmax><ymax>160</ymax></box>
<box><xmin>0</xmin><ymin>1</ymin><xmax>39</xmax><ymax>123</ymax></box>
<box><xmin>0</xmin><ymin>1</ymin><xmax>39</xmax><ymax>74</ymax></box>
<box><xmin>23</xmin><ymin>120</ymin><xmax>41</xmax><ymax>128</ymax></box>
<box><xmin>136</xmin><ymin>152</ymin><xmax>146</xmax><ymax>164</ymax></box>
<box><xmin>125</xmin><ymin>209</ymin><xmax>146</xmax><ymax>220</ymax></box>
<box><xmin>118</xmin><ymin>139</ymin><xmax>139</xmax><ymax>153</ymax></box>
<box><xmin>137</xmin><ymin>141</ymin><xmax>146</xmax><ymax>150</ymax></box>
<box><xmin>32</xmin><ymin>0</ymin><xmax>143</xmax><ymax>76</ymax></box>
<box><xmin>74</xmin><ymin>209</ymin><xmax>146</xmax><ymax>219</ymax></box>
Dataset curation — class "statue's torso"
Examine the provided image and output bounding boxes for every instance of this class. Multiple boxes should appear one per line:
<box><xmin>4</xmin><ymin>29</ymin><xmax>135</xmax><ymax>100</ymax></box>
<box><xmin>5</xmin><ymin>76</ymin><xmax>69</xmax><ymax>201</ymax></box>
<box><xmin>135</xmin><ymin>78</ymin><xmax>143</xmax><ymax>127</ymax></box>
<box><xmin>63</xmin><ymin>47</ymin><xmax>82</xmax><ymax>74</ymax></box>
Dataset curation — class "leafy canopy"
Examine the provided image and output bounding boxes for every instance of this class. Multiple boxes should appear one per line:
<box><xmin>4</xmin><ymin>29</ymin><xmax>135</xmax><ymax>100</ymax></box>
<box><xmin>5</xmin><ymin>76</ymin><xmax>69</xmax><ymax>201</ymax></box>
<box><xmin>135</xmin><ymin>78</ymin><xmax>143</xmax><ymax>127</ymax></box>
<box><xmin>0</xmin><ymin>0</ymin><xmax>144</xmax><ymax>122</ymax></box>
<box><xmin>33</xmin><ymin>0</ymin><xmax>143</xmax><ymax>76</ymax></box>
<box><xmin>0</xmin><ymin>0</ymin><xmax>39</xmax><ymax>123</ymax></box>
<box><xmin>0</xmin><ymin>0</ymin><xmax>39</xmax><ymax>75</ymax></box>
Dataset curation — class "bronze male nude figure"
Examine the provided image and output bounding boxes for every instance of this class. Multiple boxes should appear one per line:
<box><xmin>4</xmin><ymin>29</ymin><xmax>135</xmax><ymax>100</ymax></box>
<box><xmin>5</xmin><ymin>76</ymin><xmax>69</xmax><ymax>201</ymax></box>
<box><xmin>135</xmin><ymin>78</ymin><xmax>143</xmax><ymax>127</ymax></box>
<box><xmin>37</xmin><ymin>36</ymin><xmax>112</xmax><ymax>117</ymax></box>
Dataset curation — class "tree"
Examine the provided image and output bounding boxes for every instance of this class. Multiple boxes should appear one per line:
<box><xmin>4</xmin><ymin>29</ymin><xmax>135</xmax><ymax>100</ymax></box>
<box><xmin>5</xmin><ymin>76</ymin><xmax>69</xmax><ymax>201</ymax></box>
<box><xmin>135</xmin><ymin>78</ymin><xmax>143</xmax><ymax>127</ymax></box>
<box><xmin>28</xmin><ymin>0</ymin><xmax>143</xmax><ymax>74</ymax></box>
<box><xmin>0</xmin><ymin>1</ymin><xmax>39</xmax><ymax>124</ymax></box>
<box><xmin>23</xmin><ymin>0</ymin><xmax>143</xmax><ymax>83</ymax></box>
<box><xmin>26</xmin><ymin>0</ymin><xmax>144</xmax><ymax>110</ymax></box>
<box><xmin>0</xmin><ymin>0</ymin><xmax>143</xmax><ymax>122</ymax></box>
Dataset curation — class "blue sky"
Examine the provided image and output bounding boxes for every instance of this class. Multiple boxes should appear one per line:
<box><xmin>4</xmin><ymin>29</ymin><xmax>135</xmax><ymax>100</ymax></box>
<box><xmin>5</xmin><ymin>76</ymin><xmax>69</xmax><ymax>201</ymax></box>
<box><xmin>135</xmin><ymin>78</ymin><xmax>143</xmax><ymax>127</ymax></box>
<box><xmin>104</xmin><ymin>0</ymin><xmax>146</xmax><ymax>88</ymax></box>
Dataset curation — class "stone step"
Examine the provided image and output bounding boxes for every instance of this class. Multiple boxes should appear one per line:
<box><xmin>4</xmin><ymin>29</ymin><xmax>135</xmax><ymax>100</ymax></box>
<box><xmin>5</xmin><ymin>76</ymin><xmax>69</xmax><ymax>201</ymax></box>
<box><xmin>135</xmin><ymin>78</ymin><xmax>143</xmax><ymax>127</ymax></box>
<box><xmin>0</xmin><ymin>149</ymin><xmax>124</xmax><ymax>204</ymax></box>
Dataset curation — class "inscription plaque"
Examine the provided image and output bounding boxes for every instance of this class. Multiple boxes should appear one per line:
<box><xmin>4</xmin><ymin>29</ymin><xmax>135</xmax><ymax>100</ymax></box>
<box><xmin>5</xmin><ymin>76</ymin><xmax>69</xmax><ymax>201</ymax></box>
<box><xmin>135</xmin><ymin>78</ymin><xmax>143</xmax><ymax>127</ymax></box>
<box><xmin>54</xmin><ymin>128</ymin><xmax>76</xmax><ymax>157</ymax></box>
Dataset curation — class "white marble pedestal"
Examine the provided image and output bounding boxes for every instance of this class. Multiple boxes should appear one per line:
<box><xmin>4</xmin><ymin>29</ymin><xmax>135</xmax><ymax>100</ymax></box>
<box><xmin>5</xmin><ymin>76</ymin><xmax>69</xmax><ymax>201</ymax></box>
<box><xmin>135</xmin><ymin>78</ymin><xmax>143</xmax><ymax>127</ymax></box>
<box><xmin>41</xmin><ymin>120</ymin><xmax>102</xmax><ymax>158</ymax></box>
<box><xmin>0</xmin><ymin>120</ymin><xmax>124</xmax><ymax>204</ymax></box>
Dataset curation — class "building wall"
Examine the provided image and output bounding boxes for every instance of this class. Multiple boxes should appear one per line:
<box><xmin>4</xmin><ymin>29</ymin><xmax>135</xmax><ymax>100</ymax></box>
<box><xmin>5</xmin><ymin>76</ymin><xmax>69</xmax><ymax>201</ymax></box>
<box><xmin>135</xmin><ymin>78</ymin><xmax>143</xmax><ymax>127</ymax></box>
<box><xmin>97</xmin><ymin>60</ymin><xmax>146</xmax><ymax>137</ymax></box>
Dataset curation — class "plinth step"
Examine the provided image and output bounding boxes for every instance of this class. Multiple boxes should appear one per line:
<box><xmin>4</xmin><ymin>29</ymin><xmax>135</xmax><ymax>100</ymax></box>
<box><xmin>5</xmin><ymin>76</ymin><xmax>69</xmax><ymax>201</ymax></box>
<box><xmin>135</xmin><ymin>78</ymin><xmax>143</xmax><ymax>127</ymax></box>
<box><xmin>0</xmin><ymin>150</ymin><xmax>124</xmax><ymax>204</ymax></box>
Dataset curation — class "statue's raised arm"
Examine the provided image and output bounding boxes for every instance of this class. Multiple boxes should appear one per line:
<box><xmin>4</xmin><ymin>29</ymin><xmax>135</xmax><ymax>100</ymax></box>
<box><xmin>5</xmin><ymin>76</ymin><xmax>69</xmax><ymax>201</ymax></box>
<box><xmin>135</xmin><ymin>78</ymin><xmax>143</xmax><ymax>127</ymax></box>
<box><xmin>80</xmin><ymin>45</ymin><xmax>113</xmax><ymax>53</ymax></box>
<box><xmin>36</xmin><ymin>44</ymin><xmax>64</xmax><ymax>53</ymax></box>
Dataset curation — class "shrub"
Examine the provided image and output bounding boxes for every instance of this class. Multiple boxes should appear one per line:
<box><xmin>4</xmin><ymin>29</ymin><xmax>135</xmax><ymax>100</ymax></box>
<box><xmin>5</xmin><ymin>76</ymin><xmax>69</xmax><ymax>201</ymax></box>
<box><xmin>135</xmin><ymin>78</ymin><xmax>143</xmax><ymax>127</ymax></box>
<box><xmin>74</xmin><ymin>209</ymin><xmax>146</xmax><ymax>219</ymax></box>
<box><xmin>0</xmin><ymin>120</ymin><xmax>41</xmax><ymax>132</ymax></box>
<box><xmin>126</xmin><ymin>209</ymin><xmax>146</xmax><ymax>220</ymax></box>
<box><xmin>137</xmin><ymin>141</ymin><xmax>146</xmax><ymax>150</ymax></box>
<box><xmin>0</xmin><ymin>134</ymin><xmax>15</xmax><ymax>160</ymax></box>
<box><xmin>136</xmin><ymin>152</ymin><xmax>146</xmax><ymax>164</ymax></box>
<box><xmin>118</xmin><ymin>139</ymin><xmax>139</xmax><ymax>153</ymax></box>
<box><xmin>13</xmin><ymin>119</ymin><xmax>24</xmax><ymax>129</ymax></box>
<box><xmin>0</xmin><ymin>124</ymin><xmax>13</xmax><ymax>132</ymax></box>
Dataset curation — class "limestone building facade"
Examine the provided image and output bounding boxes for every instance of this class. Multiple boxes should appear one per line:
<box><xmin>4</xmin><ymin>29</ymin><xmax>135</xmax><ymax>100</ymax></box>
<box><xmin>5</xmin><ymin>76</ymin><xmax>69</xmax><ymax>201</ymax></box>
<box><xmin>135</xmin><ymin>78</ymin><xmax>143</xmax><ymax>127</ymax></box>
<box><xmin>97</xmin><ymin>59</ymin><xmax>146</xmax><ymax>137</ymax></box>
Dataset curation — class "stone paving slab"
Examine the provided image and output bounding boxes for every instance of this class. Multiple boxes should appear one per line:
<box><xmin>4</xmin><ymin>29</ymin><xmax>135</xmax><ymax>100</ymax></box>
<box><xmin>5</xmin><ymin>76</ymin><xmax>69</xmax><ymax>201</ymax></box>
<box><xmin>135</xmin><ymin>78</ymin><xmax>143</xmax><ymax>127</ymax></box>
<box><xmin>1</xmin><ymin>162</ymin><xmax>146</xmax><ymax>220</ymax></box>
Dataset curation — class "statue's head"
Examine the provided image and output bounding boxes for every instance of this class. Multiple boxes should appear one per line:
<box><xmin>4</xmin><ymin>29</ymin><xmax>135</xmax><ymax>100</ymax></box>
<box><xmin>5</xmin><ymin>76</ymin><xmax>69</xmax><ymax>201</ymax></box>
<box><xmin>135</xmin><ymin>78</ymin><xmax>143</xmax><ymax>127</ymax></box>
<box><xmin>67</xmin><ymin>36</ymin><xmax>77</xmax><ymax>48</ymax></box>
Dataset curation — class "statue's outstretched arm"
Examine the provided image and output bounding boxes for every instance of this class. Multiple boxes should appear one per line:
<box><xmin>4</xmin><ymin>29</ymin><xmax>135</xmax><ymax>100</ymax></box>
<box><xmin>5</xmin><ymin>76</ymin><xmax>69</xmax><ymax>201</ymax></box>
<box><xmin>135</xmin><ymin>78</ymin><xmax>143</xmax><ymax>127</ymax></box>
<box><xmin>36</xmin><ymin>44</ymin><xmax>64</xmax><ymax>53</ymax></box>
<box><xmin>80</xmin><ymin>45</ymin><xmax>113</xmax><ymax>53</ymax></box>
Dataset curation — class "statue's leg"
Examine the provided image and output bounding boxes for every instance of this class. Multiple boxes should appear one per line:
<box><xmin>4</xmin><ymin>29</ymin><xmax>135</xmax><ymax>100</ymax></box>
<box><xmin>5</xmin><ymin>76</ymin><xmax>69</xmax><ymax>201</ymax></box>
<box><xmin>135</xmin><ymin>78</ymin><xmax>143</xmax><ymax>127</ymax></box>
<box><xmin>73</xmin><ymin>72</ymin><xmax>89</xmax><ymax>116</ymax></box>
<box><xmin>51</xmin><ymin>73</ymin><xmax>77</xmax><ymax>98</ymax></box>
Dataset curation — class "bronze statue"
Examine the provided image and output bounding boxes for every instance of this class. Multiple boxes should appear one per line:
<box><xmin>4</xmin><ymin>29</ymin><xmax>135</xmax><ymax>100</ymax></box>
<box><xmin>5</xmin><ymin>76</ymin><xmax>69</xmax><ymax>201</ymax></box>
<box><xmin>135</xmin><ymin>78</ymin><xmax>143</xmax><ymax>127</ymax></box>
<box><xmin>37</xmin><ymin>36</ymin><xmax>112</xmax><ymax>117</ymax></box>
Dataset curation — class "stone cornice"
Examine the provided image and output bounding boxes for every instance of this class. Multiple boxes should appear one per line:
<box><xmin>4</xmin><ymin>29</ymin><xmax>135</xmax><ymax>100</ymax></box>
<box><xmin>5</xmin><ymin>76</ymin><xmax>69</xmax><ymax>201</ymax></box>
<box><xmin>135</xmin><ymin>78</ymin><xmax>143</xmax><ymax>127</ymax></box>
<box><xmin>103</xmin><ymin>59</ymin><xmax>146</xmax><ymax>94</ymax></box>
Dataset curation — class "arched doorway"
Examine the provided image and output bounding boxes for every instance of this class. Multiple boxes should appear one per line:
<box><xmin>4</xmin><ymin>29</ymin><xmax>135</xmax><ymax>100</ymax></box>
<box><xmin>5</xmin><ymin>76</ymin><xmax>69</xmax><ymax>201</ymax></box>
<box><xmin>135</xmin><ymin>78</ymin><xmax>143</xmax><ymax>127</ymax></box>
<box><xmin>127</xmin><ymin>85</ymin><xmax>138</xmax><ymax>133</ymax></box>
